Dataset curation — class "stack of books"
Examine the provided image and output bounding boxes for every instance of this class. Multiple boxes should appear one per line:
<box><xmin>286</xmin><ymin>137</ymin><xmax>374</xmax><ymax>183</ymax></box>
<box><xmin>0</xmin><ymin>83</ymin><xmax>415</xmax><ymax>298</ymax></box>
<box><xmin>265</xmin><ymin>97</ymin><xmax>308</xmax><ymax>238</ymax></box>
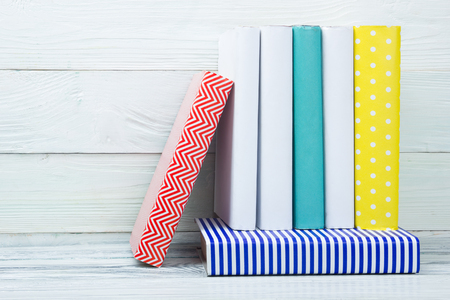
<box><xmin>207</xmin><ymin>25</ymin><xmax>419</xmax><ymax>276</ymax></box>
<box><xmin>129</xmin><ymin>25</ymin><xmax>420</xmax><ymax>276</ymax></box>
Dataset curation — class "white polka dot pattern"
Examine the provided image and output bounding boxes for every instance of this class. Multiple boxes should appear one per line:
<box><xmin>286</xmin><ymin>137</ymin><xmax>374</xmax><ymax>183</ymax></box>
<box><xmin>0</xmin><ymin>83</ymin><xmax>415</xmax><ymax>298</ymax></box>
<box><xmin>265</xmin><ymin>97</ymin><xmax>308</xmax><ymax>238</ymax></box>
<box><xmin>354</xmin><ymin>26</ymin><xmax>400</xmax><ymax>230</ymax></box>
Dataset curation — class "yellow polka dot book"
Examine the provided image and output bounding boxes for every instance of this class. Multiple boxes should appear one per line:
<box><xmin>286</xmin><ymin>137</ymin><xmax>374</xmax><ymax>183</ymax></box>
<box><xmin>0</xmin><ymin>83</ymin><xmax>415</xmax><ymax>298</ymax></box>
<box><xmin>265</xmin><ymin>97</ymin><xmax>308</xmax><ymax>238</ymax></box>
<box><xmin>187</xmin><ymin>25</ymin><xmax>420</xmax><ymax>275</ymax></box>
<box><xmin>354</xmin><ymin>26</ymin><xmax>400</xmax><ymax>230</ymax></box>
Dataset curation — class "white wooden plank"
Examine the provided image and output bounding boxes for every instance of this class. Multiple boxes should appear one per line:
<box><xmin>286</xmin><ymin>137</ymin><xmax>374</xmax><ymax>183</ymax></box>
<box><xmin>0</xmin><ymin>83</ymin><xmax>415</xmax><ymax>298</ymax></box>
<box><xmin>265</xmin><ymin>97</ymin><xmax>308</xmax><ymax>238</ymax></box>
<box><xmin>0</xmin><ymin>153</ymin><xmax>448</xmax><ymax>233</ymax></box>
<box><xmin>0</xmin><ymin>276</ymin><xmax>447</xmax><ymax>300</ymax></box>
<box><xmin>0</xmin><ymin>232</ymin><xmax>200</xmax><ymax>248</ymax></box>
<box><xmin>400</xmin><ymin>72</ymin><xmax>450</xmax><ymax>152</ymax></box>
<box><xmin>0</xmin><ymin>71</ymin><xmax>199</xmax><ymax>153</ymax></box>
<box><xmin>0</xmin><ymin>70</ymin><xmax>448</xmax><ymax>153</ymax></box>
<box><xmin>0</xmin><ymin>0</ymin><xmax>449</xmax><ymax>71</ymax></box>
<box><xmin>0</xmin><ymin>154</ymin><xmax>216</xmax><ymax>233</ymax></box>
<box><xmin>399</xmin><ymin>153</ymin><xmax>450</xmax><ymax>230</ymax></box>
<box><xmin>0</xmin><ymin>231</ymin><xmax>449</xmax><ymax>299</ymax></box>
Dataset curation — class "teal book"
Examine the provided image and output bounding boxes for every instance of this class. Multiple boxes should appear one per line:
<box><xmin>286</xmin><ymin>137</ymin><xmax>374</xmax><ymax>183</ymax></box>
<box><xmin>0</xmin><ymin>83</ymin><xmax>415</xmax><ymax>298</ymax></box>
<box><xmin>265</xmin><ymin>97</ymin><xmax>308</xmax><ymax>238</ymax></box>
<box><xmin>293</xmin><ymin>26</ymin><xmax>325</xmax><ymax>229</ymax></box>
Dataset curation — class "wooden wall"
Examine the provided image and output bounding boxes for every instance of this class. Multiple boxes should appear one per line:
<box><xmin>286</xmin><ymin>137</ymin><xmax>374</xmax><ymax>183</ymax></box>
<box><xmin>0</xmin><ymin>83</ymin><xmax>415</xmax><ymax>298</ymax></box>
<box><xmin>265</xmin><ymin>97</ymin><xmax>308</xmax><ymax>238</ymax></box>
<box><xmin>0</xmin><ymin>0</ymin><xmax>449</xmax><ymax>232</ymax></box>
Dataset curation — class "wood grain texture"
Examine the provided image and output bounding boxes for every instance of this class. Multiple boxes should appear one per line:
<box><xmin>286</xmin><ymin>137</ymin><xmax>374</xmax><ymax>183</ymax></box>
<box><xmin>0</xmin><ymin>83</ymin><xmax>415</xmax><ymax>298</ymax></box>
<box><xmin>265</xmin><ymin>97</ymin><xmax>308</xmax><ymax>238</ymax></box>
<box><xmin>0</xmin><ymin>0</ymin><xmax>449</xmax><ymax>236</ymax></box>
<box><xmin>399</xmin><ymin>153</ymin><xmax>450</xmax><ymax>230</ymax></box>
<box><xmin>400</xmin><ymin>71</ymin><xmax>450</xmax><ymax>152</ymax></box>
<box><xmin>0</xmin><ymin>0</ymin><xmax>449</xmax><ymax>71</ymax></box>
<box><xmin>0</xmin><ymin>153</ymin><xmax>447</xmax><ymax>233</ymax></box>
<box><xmin>0</xmin><ymin>232</ymin><xmax>200</xmax><ymax>248</ymax></box>
<box><xmin>0</xmin><ymin>70</ymin><xmax>448</xmax><ymax>153</ymax></box>
<box><xmin>0</xmin><ymin>231</ymin><xmax>449</xmax><ymax>299</ymax></box>
<box><xmin>0</xmin><ymin>154</ymin><xmax>216</xmax><ymax>233</ymax></box>
<box><xmin>0</xmin><ymin>71</ymin><xmax>198</xmax><ymax>153</ymax></box>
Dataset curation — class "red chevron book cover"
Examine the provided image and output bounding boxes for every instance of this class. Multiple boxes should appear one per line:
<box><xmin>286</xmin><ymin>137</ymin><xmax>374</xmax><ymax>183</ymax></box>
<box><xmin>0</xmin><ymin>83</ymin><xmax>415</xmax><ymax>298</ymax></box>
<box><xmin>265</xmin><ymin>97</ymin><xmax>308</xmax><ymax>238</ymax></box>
<box><xmin>130</xmin><ymin>71</ymin><xmax>233</xmax><ymax>267</ymax></box>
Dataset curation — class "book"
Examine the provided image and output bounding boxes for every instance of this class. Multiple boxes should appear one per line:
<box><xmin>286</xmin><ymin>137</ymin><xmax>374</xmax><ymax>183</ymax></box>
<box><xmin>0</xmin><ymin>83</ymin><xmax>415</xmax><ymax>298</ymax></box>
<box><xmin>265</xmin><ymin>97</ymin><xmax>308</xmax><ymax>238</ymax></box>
<box><xmin>321</xmin><ymin>26</ymin><xmax>355</xmax><ymax>228</ymax></box>
<box><xmin>354</xmin><ymin>26</ymin><xmax>401</xmax><ymax>230</ymax></box>
<box><xmin>257</xmin><ymin>26</ymin><xmax>293</xmax><ymax>230</ymax></box>
<box><xmin>196</xmin><ymin>218</ymin><xmax>420</xmax><ymax>276</ymax></box>
<box><xmin>293</xmin><ymin>26</ymin><xmax>325</xmax><ymax>229</ymax></box>
<box><xmin>214</xmin><ymin>27</ymin><xmax>260</xmax><ymax>230</ymax></box>
<box><xmin>130</xmin><ymin>71</ymin><xmax>233</xmax><ymax>267</ymax></box>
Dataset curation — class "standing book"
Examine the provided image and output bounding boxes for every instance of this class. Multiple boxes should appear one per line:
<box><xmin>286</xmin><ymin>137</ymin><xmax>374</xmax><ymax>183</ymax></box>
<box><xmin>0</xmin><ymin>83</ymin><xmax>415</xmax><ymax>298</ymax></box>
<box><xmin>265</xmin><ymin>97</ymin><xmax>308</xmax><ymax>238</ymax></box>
<box><xmin>214</xmin><ymin>27</ymin><xmax>260</xmax><ymax>230</ymax></box>
<box><xmin>354</xmin><ymin>26</ymin><xmax>401</xmax><ymax>230</ymax></box>
<box><xmin>321</xmin><ymin>26</ymin><xmax>355</xmax><ymax>228</ymax></box>
<box><xmin>130</xmin><ymin>71</ymin><xmax>233</xmax><ymax>267</ymax></box>
<box><xmin>293</xmin><ymin>26</ymin><xmax>325</xmax><ymax>229</ymax></box>
<box><xmin>257</xmin><ymin>26</ymin><xmax>293</xmax><ymax>230</ymax></box>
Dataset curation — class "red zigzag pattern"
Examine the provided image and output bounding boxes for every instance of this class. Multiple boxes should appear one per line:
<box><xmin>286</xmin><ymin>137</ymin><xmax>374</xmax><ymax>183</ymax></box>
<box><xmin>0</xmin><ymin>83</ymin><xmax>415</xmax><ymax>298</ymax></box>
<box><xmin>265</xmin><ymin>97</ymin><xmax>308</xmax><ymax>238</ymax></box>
<box><xmin>134</xmin><ymin>71</ymin><xmax>233</xmax><ymax>267</ymax></box>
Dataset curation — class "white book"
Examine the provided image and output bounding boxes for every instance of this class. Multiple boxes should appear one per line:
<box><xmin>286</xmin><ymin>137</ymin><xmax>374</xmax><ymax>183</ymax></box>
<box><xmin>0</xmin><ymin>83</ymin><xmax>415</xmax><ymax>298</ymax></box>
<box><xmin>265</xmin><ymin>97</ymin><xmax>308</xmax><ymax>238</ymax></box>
<box><xmin>257</xmin><ymin>26</ymin><xmax>293</xmax><ymax>230</ymax></box>
<box><xmin>321</xmin><ymin>26</ymin><xmax>354</xmax><ymax>228</ymax></box>
<box><xmin>214</xmin><ymin>27</ymin><xmax>260</xmax><ymax>230</ymax></box>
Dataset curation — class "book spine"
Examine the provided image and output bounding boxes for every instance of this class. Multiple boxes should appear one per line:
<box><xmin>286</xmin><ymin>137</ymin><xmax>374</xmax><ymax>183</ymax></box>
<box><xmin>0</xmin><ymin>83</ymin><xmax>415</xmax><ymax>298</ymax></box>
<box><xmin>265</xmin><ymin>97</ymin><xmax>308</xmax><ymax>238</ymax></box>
<box><xmin>257</xmin><ymin>26</ymin><xmax>293</xmax><ymax>230</ymax></box>
<box><xmin>214</xmin><ymin>27</ymin><xmax>260</xmax><ymax>230</ymax></box>
<box><xmin>293</xmin><ymin>26</ymin><xmax>325</xmax><ymax>229</ymax></box>
<box><xmin>354</xmin><ymin>26</ymin><xmax>401</xmax><ymax>230</ymax></box>
<box><xmin>130</xmin><ymin>71</ymin><xmax>205</xmax><ymax>254</ymax></box>
<box><xmin>133</xmin><ymin>72</ymin><xmax>233</xmax><ymax>267</ymax></box>
<box><xmin>322</xmin><ymin>26</ymin><xmax>355</xmax><ymax>228</ymax></box>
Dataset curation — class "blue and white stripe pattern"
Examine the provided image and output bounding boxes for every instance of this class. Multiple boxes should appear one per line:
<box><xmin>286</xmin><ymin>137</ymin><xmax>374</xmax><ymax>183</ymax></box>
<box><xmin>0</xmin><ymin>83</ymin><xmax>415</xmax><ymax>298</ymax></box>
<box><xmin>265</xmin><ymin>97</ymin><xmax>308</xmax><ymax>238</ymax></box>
<box><xmin>196</xmin><ymin>218</ymin><xmax>420</xmax><ymax>276</ymax></box>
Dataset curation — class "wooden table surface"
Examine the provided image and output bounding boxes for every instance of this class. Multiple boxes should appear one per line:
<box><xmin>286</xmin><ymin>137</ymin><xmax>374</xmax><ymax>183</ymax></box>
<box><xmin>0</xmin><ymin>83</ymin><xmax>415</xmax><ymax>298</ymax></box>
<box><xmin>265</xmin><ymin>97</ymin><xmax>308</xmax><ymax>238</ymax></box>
<box><xmin>1</xmin><ymin>231</ymin><xmax>449</xmax><ymax>299</ymax></box>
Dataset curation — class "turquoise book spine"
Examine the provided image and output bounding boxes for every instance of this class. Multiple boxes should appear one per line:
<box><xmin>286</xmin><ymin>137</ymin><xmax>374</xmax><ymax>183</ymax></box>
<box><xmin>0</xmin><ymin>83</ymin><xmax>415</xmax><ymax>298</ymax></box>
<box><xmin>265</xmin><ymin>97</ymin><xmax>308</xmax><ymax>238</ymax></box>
<box><xmin>293</xmin><ymin>26</ymin><xmax>325</xmax><ymax>229</ymax></box>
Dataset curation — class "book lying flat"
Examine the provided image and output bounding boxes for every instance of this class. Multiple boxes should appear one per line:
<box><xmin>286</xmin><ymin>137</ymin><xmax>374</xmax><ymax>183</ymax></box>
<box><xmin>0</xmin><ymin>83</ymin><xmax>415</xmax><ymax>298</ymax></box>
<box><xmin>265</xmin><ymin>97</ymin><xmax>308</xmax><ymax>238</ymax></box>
<box><xmin>354</xmin><ymin>26</ymin><xmax>401</xmax><ymax>230</ymax></box>
<box><xmin>214</xmin><ymin>27</ymin><xmax>260</xmax><ymax>230</ymax></box>
<box><xmin>196</xmin><ymin>218</ymin><xmax>420</xmax><ymax>276</ymax></box>
<box><xmin>130</xmin><ymin>72</ymin><xmax>233</xmax><ymax>267</ymax></box>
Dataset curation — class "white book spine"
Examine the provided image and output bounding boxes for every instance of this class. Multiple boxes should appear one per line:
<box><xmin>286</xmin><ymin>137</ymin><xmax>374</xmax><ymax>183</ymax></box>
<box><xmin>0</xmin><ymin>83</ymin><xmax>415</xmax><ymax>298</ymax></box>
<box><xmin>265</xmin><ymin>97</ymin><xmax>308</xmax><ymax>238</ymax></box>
<box><xmin>214</xmin><ymin>27</ymin><xmax>260</xmax><ymax>230</ymax></box>
<box><xmin>322</xmin><ymin>26</ymin><xmax>355</xmax><ymax>228</ymax></box>
<box><xmin>257</xmin><ymin>26</ymin><xmax>293</xmax><ymax>230</ymax></box>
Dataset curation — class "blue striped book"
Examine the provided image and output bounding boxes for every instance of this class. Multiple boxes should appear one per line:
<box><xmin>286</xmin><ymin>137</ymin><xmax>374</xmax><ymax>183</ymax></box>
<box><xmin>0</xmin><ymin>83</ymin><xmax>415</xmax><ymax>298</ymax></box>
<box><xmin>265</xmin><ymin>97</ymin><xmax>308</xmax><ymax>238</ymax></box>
<box><xmin>195</xmin><ymin>218</ymin><xmax>420</xmax><ymax>276</ymax></box>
